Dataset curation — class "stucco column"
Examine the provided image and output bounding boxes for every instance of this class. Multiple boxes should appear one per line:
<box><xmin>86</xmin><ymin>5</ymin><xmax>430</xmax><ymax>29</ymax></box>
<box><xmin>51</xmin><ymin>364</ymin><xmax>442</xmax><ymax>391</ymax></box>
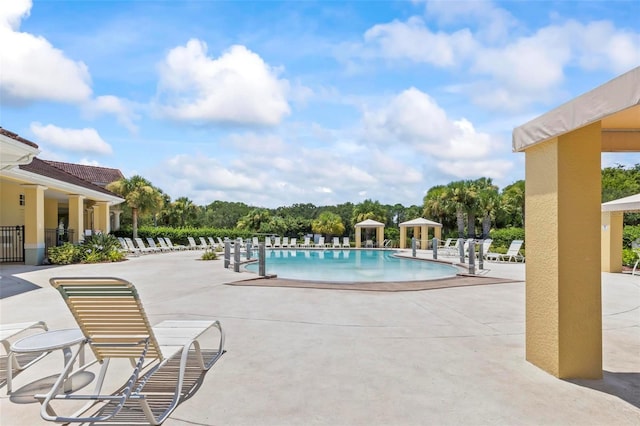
<box><xmin>524</xmin><ymin>122</ymin><xmax>602</xmax><ymax>379</ymax></box>
<box><xmin>93</xmin><ymin>201</ymin><xmax>110</xmax><ymax>234</ymax></box>
<box><xmin>44</xmin><ymin>199</ymin><xmax>58</xmax><ymax>229</ymax></box>
<box><xmin>435</xmin><ymin>227</ymin><xmax>442</xmax><ymax>240</ymax></box>
<box><xmin>22</xmin><ymin>184</ymin><xmax>47</xmax><ymax>265</ymax></box>
<box><xmin>377</xmin><ymin>227</ymin><xmax>384</xmax><ymax>247</ymax></box>
<box><xmin>400</xmin><ymin>226</ymin><xmax>406</xmax><ymax>249</ymax></box>
<box><xmin>421</xmin><ymin>225</ymin><xmax>428</xmax><ymax>250</ymax></box>
<box><xmin>355</xmin><ymin>227</ymin><xmax>361</xmax><ymax>248</ymax></box>
<box><xmin>68</xmin><ymin>195</ymin><xmax>85</xmax><ymax>243</ymax></box>
<box><xmin>112</xmin><ymin>209</ymin><xmax>122</xmax><ymax>231</ymax></box>
<box><xmin>601</xmin><ymin>211</ymin><xmax>623</xmax><ymax>273</ymax></box>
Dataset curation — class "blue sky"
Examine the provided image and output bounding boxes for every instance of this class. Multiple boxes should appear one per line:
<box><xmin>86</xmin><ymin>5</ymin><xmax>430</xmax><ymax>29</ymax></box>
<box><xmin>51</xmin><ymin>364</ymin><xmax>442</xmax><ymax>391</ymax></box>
<box><xmin>2</xmin><ymin>0</ymin><xmax>639</xmax><ymax>208</ymax></box>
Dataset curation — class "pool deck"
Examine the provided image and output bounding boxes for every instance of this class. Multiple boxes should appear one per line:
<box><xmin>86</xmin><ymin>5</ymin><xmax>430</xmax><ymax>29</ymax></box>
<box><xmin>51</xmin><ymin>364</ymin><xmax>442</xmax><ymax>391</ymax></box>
<box><xmin>1</xmin><ymin>249</ymin><xmax>639</xmax><ymax>425</ymax></box>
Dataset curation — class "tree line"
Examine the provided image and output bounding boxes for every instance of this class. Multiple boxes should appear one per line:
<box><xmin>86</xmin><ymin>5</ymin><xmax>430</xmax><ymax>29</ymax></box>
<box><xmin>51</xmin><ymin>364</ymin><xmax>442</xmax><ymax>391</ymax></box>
<box><xmin>107</xmin><ymin>164</ymin><xmax>640</xmax><ymax>240</ymax></box>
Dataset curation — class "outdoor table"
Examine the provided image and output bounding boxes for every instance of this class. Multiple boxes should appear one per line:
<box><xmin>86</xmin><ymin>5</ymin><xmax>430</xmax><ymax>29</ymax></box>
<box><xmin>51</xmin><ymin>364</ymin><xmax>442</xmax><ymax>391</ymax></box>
<box><xmin>7</xmin><ymin>329</ymin><xmax>85</xmax><ymax>394</ymax></box>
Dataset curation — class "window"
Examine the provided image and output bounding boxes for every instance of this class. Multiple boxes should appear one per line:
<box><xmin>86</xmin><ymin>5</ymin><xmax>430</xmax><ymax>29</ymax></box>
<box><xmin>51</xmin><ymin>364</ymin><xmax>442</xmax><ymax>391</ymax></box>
<box><xmin>19</xmin><ymin>194</ymin><xmax>25</xmax><ymax>206</ymax></box>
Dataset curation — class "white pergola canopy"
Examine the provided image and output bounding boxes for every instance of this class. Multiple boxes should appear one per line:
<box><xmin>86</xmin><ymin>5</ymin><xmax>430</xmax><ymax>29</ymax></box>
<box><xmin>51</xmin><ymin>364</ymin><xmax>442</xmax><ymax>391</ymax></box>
<box><xmin>354</xmin><ymin>219</ymin><xmax>385</xmax><ymax>248</ymax></box>
<box><xmin>602</xmin><ymin>193</ymin><xmax>640</xmax><ymax>212</ymax></box>
<box><xmin>513</xmin><ymin>66</ymin><xmax>640</xmax><ymax>153</ymax></box>
<box><xmin>399</xmin><ymin>218</ymin><xmax>442</xmax><ymax>227</ymax></box>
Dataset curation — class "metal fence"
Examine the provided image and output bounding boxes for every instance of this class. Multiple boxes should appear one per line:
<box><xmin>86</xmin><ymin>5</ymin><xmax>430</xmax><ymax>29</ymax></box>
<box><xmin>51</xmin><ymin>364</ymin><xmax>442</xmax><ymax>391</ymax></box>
<box><xmin>0</xmin><ymin>226</ymin><xmax>24</xmax><ymax>263</ymax></box>
<box><xmin>44</xmin><ymin>229</ymin><xmax>75</xmax><ymax>256</ymax></box>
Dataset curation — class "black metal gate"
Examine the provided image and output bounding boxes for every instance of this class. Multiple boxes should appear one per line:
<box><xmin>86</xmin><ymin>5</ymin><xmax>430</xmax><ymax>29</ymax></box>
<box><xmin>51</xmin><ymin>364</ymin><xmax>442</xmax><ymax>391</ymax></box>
<box><xmin>0</xmin><ymin>226</ymin><xmax>25</xmax><ymax>262</ymax></box>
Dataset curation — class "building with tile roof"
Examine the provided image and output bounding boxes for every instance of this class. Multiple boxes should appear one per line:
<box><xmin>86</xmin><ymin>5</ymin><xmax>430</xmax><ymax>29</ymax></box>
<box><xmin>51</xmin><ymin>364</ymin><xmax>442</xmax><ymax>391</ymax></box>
<box><xmin>0</xmin><ymin>128</ymin><xmax>125</xmax><ymax>265</ymax></box>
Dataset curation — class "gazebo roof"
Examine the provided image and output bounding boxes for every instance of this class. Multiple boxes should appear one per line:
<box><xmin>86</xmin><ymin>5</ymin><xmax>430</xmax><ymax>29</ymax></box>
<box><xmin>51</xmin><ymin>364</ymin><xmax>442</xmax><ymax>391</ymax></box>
<box><xmin>399</xmin><ymin>217</ymin><xmax>442</xmax><ymax>227</ymax></box>
<box><xmin>355</xmin><ymin>219</ymin><xmax>385</xmax><ymax>227</ymax></box>
<box><xmin>512</xmin><ymin>66</ymin><xmax>640</xmax><ymax>153</ymax></box>
<box><xmin>602</xmin><ymin>193</ymin><xmax>640</xmax><ymax>212</ymax></box>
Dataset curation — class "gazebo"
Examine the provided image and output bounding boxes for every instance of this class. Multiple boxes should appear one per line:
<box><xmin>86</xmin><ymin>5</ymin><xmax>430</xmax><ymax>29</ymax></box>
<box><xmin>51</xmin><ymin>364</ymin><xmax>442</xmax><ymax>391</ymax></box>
<box><xmin>354</xmin><ymin>219</ymin><xmax>385</xmax><ymax>248</ymax></box>
<box><xmin>602</xmin><ymin>192</ymin><xmax>640</xmax><ymax>272</ymax></box>
<box><xmin>398</xmin><ymin>218</ymin><xmax>442</xmax><ymax>249</ymax></box>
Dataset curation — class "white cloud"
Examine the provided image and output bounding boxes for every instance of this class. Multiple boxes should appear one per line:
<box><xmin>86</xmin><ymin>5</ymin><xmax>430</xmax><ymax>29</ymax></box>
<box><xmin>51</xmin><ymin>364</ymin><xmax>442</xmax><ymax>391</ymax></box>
<box><xmin>0</xmin><ymin>0</ymin><xmax>92</xmax><ymax>104</ymax></box>
<box><xmin>364</xmin><ymin>17</ymin><xmax>476</xmax><ymax>67</ymax></box>
<box><xmin>361</xmin><ymin>88</ymin><xmax>495</xmax><ymax>160</ymax></box>
<box><xmin>155</xmin><ymin>40</ymin><xmax>291</xmax><ymax>126</ymax></box>
<box><xmin>83</xmin><ymin>96</ymin><xmax>139</xmax><ymax>133</ymax></box>
<box><xmin>436</xmin><ymin>159</ymin><xmax>513</xmax><ymax>180</ymax></box>
<box><xmin>30</xmin><ymin>123</ymin><xmax>112</xmax><ymax>155</ymax></box>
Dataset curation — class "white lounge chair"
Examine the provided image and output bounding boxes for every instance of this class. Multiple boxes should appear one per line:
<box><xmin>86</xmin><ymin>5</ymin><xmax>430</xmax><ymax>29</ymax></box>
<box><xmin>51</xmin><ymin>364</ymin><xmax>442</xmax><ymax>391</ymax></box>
<box><xmin>118</xmin><ymin>237</ymin><xmax>140</xmax><ymax>256</ymax></box>
<box><xmin>187</xmin><ymin>237</ymin><xmax>205</xmax><ymax>250</ymax></box>
<box><xmin>301</xmin><ymin>237</ymin><xmax>311</xmax><ymax>248</ymax></box>
<box><xmin>342</xmin><ymin>237</ymin><xmax>350</xmax><ymax>248</ymax></box>
<box><xmin>199</xmin><ymin>237</ymin><xmax>212</xmax><ymax>249</ymax></box>
<box><xmin>282</xmin><ymin>237</ymin><xmax>289</xmax><ymax>247</ymax></box>
<box><xmin>273</xmin><ymin>236</ymin><xmax>281</xmax><ymax>248</ymax></box>
<box><xmin>164</xmin><ymin>237</ymin><xmax>187</xmax><ymax>251</ymax></box>
<box><xmin>134</xmin><ymin>237</ymin><xmax>159</xmax><ymax>254</ymax></box>
<box><xmin>157</xmin><ymin>238</ymin><xmax>173</xmax><ymax>251</ymax></box>
<box><xmin>289</xmin><ymin>238</ymin><xmax>297</xmax><ymax>248</ymax></box>
<box><xmin>317</xmin><ymin>236</ymin><xmax>325</xmax><ymax>248</ymax></box>
<box><xmin>39</xmin><ymin>277</ymin><xmax>224</xmax><ymax>425</ymax></box>
<box><xmin>147</xmin><ymin>238</ymin><xmax>168</xmax><ymax>252</ymax></box>
<box><xmin>332</xmin><ymin>237</ymin><xmax>340</xmax><ymax>248</ymax></box>
<box><xmin>264</xmin><ymin>237</ymin><xmax>273</xmax><ymax>248</ymax></box>
<box><xmin>486</xmin><ymin>240</ymin><xmax>525</xmax><ymax>262</ymax></box>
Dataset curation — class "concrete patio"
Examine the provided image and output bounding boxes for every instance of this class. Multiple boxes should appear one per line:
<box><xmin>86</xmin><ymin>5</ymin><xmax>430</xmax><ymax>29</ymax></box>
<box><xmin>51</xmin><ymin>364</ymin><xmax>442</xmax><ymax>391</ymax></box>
<box><xmin>1</xmin><ymin>249</ymin><xmax>638</xmax><ymax>425</ymax></box>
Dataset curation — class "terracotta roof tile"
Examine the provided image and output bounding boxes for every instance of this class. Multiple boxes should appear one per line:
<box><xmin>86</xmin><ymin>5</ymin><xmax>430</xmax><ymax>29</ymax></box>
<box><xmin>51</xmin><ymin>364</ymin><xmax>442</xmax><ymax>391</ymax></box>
<box><xmin>19</xmin><ymin>158</ymin><xmax>121</xmax><ymax>197</ymax></box>
<box><xmin>43</xmin><ymin>160</ymin><xmax>124</xmax><ymax>187</ymax></box>
<box><xmin>0</xmin><ymin>127</ymin><xmax>39</xmax><ymax>149</ymax></box>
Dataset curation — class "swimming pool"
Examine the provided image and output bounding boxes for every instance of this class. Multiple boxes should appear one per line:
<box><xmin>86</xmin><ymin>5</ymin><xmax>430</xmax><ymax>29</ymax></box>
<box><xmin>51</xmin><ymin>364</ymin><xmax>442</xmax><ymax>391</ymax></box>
<box><xmin>244</xmin><ymin>249</ymin><xmax>459</xmax><ymax>283</ymax></box>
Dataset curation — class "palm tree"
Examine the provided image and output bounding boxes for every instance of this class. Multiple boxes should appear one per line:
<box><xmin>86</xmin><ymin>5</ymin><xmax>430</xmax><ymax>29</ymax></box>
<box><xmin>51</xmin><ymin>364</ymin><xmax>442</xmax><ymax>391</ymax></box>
<box><xmin>236</xmin><ymin>209</ymin><xmax>271</xmax><ymax>231</ymax></box>
<box><xmin>312</xmin><ymin>211</ymin><xmax>345</xmax><ymax>239</ymax></box>
<box><xmin>171</xmin><ymin>196</ymin><xmax>198</xmax><ymax>227</ymax></box>
<box><xmin>475</xmin><ymin>178</ymin><xmax>499</xmax><ymax>238</ymax></box>
<box><xmin>501</xmin><ymin>180</ymin><xmax>525</xmax><ymax>227</ymax></box>
<box><xmin>106</xmin><ymin>175</ymin><xmax>164</xmax><ymax>238</ymax></box>
<box><xmin>444</xmin><ymin>182</ymin><xmax>467</xmax><ymax>238</ymax></box>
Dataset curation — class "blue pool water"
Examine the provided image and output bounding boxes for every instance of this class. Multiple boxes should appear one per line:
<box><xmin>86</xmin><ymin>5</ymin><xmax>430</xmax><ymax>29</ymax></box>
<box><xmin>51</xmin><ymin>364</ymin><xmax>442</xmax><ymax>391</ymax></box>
<box><xmin>244</xmin><ymin>249</ymin><xmax>459</xmax><ymax>283</ymax></box>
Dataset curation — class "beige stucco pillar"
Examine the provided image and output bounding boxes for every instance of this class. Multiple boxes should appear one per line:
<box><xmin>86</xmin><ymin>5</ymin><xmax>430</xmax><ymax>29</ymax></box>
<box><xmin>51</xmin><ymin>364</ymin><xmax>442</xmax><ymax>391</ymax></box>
<box><xmin>399</xmin><ymin>226</ymin><xmax>407</xmax><ymax>249</ymax></box>
<box><xmin>355</xmin><ymin>227</ymin><xmax>361</xmax><ymax>248</ymax></box>
<box><xmin>68</xmin><ymin>195</ymin><xmax>85</xmax><ymax>243</ymax></box>
<box><xmin>601</xmin><ymin>211</ymin><xmax>623</xmax><ymax>273</ymax></box>
<box><xmin>111</xmin><ymin>209</ymin><xmax>122</xmax><ymax>231</ymax></box>
<box><xmin>524</xmin><ymin>122</ymin><xmax>602</xmax><ymax>379</ymax></box>
<box><xmin>22</xmin><ymin>185</ymin><xmax>47</xmax><ymax>265</ymax></box>
<box><xmin>435</xmin><ymin>226</ymin><xmax>442</xmax><ymax>240</ymax></box>
<box><xmin>44</xmin><ymin>198</ymin><xmax>58</xmax><ymax>229</ymax></box>
<box><xmin>421</xmin><ymin>225</ymin><xmax>428</xmax><ymax>250</ymax></box>
<box><xmin>377</xmin><ymin>227</ymin><xmax>384</xmax><ymax>247</ymax></box>
<box><xmin>93</xmin><ymin>201</ymin><xmax>110</xmax><ymax>234</ymax></box>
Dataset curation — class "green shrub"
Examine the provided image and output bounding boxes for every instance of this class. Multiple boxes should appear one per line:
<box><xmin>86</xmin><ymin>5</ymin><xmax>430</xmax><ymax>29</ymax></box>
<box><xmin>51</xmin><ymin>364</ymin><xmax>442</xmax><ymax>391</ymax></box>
<box><xmin>623</xmin><ymin>225</ymin><xmax>640</xmax><ymax>249</ymax></box>
<box><xmin>201</xmin><ymin>250</ymin><xmax>218</xmax><ymax>260</ymax></box>
<box><xmin>114</xmin><ymin>226</ymin><xmax>253</xmax><ymax>246</ymax></box>
<box><xmin>48</xmin><ymin>243</ymin><xmax>81</xmax><ymax>264</ymax></box>
<box><xmin>489</xmin><ymin>228</ymin><xmax>525</xmax><ymax>250</ymax></box>
<box><xmin>622</xmin><ymin>248</ymin><xmax>639</xmax><ymax>267</ymax></box>
<box><xmin>79</xmin><ymin>233</ymin><xmax>125</xmax><ymax>263</ymax></box>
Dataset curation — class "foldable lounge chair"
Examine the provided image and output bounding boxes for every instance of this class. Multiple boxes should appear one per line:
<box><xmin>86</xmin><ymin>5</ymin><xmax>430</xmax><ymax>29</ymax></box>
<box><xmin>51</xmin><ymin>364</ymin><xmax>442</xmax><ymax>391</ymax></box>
<box><xmin>332</xmin><ymin>237</ymin><xmax>340</xmax><ymax>248</ymax></box>
<box><xmin>164</xmin><ymin>237</ymin><xmax>187</xmax><ymax>251</ymax></box>
<box><xmin>282</xmin><ymin>237</ymin><xmax>289</xmax><ymax>247</ymax></box>
<box><xmin>187</xmin><ymin>237</ymin><xmax>204</xmax><ymax>250</ymax></box>
<box><xmin>273</xmin><ymin>237</ymin><xmax>281</xmax><ymax>248</ymax></box>
<box><xmin>301</xmin><ymin>237</ymin><xmax>311</xmax><ymax>248</ymax></box>
<box><xmin>133</xmin><ymin>238</ymin><xmax>159</xmax><ymax>254</ymax></box>
<box><xmin>342</xmin><ymin>237</ymin><xmax>350</xmax><ymax>248</ymax></box>
<box><xmin>317</xmin><ymin>237</ymin><xmax>325</xmax><ymax>248</ymax></box>
<box><xmin>289</xmin><ymin>238</ymin><xmax>297</xmax><ymax>248</ymax></box>
<box><xmin>486</xmin><ymin>240</ymin><xmax>525</xmax><ymax>262</ymax></box>
<box><xmin>2</xmin><ymin>321</ymin><xmax>48</xmax><ymax>393</ymax></box>
<box><xmin>39</xmin><ymin>277</ymin><xmax>225</xmax><ymax>425</ymax></box>
<box><xmin>264</xmin><ymin>237</ymin><xmax>273</xmax><ymax>248</ymax></box>
<box><xmin>118</xmin><ymin>237</ymin><xmax>140</xmax><ymax>256</ymax></box>
<box><xmin>146</xmin><ymin>238</ymin><xmax>168</xmax><ymax>252</ymax></box>
<box><xmin>157</xmin><ymin>237</ymin><xmax>173</xmax><ymax>251</ymax></box>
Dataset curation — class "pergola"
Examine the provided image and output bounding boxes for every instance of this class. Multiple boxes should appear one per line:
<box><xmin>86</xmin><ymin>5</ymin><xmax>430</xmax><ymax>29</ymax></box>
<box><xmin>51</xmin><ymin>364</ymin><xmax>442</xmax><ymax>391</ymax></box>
<box><xmin>601</xmin><ymin>193</ymin><xmax>640</xmax><ymax>272</ymax></box>
<box><xmin>354</xmin><ymin>219</ymin><xmax>385</xmax><ymax>248</ymax></box>
<box><xmin>398</xmin><ymin>218</ymin><xmax>442</xmax><ymax>249</ymax></box>
<box><xmin>513</xmin><ymin>66</ymin><xmax>639</xmax><ymax>379</ymax></box>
